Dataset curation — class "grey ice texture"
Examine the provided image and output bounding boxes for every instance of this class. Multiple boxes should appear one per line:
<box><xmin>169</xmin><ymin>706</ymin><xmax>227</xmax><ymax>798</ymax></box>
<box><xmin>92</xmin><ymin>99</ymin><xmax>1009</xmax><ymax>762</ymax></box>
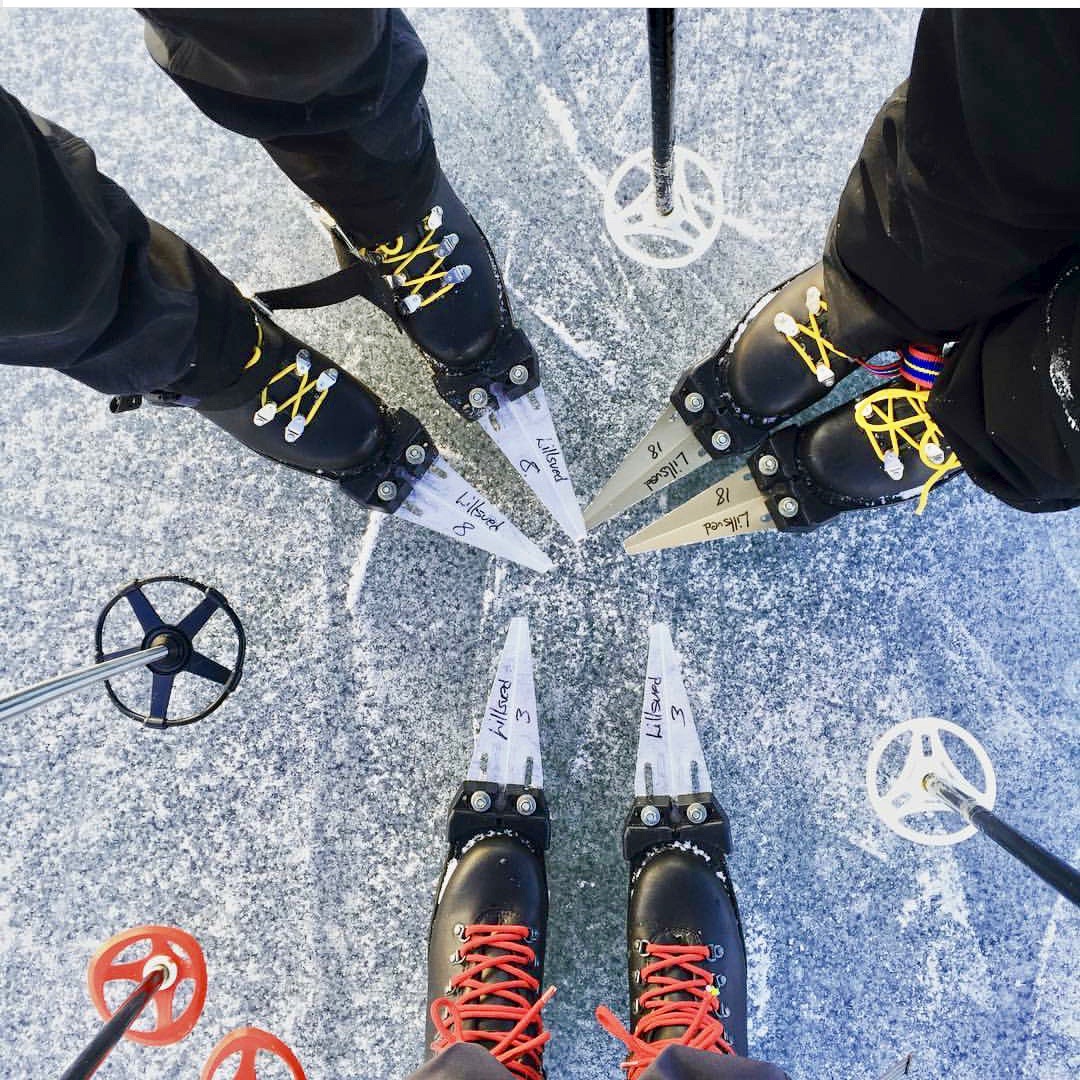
<box><xmin>0</xmin><ymin>8</ymin><xmax>1077</xmax><ymax>1080</ymax></box>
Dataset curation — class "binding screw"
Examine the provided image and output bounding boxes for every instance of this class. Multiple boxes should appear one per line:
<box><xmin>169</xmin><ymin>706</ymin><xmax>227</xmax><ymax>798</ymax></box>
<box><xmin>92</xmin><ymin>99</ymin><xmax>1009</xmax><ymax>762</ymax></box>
<box><xmin>684</xmin><ymin>392</ymin><xmax>705</xmax><ymax>414</ymax></box>
<box><xmin>468</xmin><ymin>387</ymin><xmax>489</xmax><ymax>410</ymax></box>
<box><xmin>405</xmin><ymin>444</ymin><xmax>427</xmax><ymax>466</ymax></box>
<box><xmin>757</xmin><ymin>454</ymin><xmax>779</xmax><ymax>477</ymax></box>
<box><xmin>509</xmin><ymin>364</ymin><xmax>530</xmax><ymax>386</ymax></box>
<box><xmin>470</xmin><ymin>790</ymin><xmax>492</xmax><ymax>812</ymax></box>
<box><xmin>777</xmin><ymin>497</ymin><xmax>800</xmax><ymax>519</ymax></box>
<box><xmin>376</xmin><ymin>481</ymin><xmax>398</xmax><ymax>502</ymax></box>
<box><xmin>711</xmin><ymin>430</ymin><xmax>732</xmax><ymax>452</ymax></box>
<box><xmin>516</xmin><ymin>794</ymin><xmax>537</xmax><ymax>816</ymax></box>
<box><xmin>686</xmin><ymin>802</ymin><xmax>708</xmax><ymax>825</ymax></box>
<box><xmin>640</xmin><ymin>804</ymin><xmax>662</xmax><ymax>827</ymax></box>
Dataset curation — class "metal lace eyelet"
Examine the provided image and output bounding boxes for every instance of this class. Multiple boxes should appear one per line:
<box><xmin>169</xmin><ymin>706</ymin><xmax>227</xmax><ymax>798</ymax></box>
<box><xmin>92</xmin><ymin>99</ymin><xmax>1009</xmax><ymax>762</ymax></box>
<box><xmin>715</xmin><ymin>973</ymin><xmax>727</xmax><ymax>987</ymax></box>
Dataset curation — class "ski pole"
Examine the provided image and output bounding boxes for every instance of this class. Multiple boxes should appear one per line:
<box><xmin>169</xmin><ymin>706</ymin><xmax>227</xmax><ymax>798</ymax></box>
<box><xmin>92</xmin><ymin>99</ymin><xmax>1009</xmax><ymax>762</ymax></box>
<box><xmin>3</xmin><ymin>576</ymin><xmax>246</xmax><ymax>728</ymax></box>
<box><xmin>646</xmin><ymin>8</ymin><xmax>676</xmax><ymax>216</ymax></box>
<box><xmin>923</xmin><ymin>774</ymin><xmax>1080</xmax><ymax>907</ymax></box>
<box><xmin>60</xmin><ymin>964</ymin><xmax>170</xmax><ymax>1080</ymax></box>
<box><xmin>0</xmin><ymin>642</ymin><xmax>172</xmax><ymax>724</ymax></box>
<box><xmin>65</xmin><ymin>925</ymin><xmax>208</xmax><ymax>1079</ymax></box>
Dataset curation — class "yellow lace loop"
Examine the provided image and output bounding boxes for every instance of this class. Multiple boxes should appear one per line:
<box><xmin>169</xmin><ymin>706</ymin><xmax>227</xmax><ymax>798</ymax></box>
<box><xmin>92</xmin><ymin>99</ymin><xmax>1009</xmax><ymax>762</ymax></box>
<box><xmin>245</xmin><ymin>318</ymin><xmax>338</xmax><ymax>440</ymax></box>
<box><xmin>244</xmin><ymin>315</ymin><xmax>264</xmax><ymax>370</ymax></box>
<box><xmin>259</xmin><ymin>356</ymin><xmax>334</xmax><ymax>426</ymax></box>
<box><xmin>773</xmin><ymin>289</ymin><xmax>851</xmax><ymax>385</ymax></box>
<box><xmin>368</xmin><ymin>208</ymin><xmax>464</xmax><ymax>309</ymax></box>
<box><xmin>854</xmin><ymin>387</ymin><xmax>961</xmax><ymax>514</ymax></box>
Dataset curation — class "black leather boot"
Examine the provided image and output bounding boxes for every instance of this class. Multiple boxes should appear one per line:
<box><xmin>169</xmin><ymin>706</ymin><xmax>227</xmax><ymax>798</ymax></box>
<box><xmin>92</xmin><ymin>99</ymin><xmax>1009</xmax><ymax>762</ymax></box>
<box><xmin>627</xmin><ymin>842</ymin><xmax>747</xmax><ymax>1054</ymax></box>
<box><xmin>426</xmin><ymin>830</ymin><xmax>551</xmax><ymax>1080</ymax></box>
<box><xmin>670</xmin><ymin>262</ymin><xmax>888</xmax><ymax>459</ymax></box>
<box><xmin>110</xmin><ymin>306</ymin><xmax>434</xmax><ymax>513</ymax></box>
<box><xmin>260</xmin><ymin>167</ymin><xmax>539</xmax><ymax>422</ymax></box>
<box><xmin>596</xmin><ymin>838</ymin><xmax>747</xmax><ymax>1078</ymax></box>
<box><xmin>742</xmin><ymin>373</ymin><xmax>965</xmax><ymax>533</ymax></box>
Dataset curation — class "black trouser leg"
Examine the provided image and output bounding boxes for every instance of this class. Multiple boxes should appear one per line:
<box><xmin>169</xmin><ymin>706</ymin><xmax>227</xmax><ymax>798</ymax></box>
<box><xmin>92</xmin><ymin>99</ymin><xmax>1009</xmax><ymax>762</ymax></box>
<box><xmin>640</xmin><ymin>1047</ymin><xmax>791</xmax><ymax>1080</ymax></box>
<box><xmin>402</xmin><ymin>1044</ymin><xmax>791</xmax><ymax>1079</ymax></box>
<box><xmin>0</xmin><ymin>86</ymin><xmax>253</xmax><ymax>396</ymax></box>
<box><xmin>404</xmin><ymin>1043</ymin><xmax>516</xmax><ymax>1080</ymax></box>
<box><xmin>822</xmin><ymin>11</ymin><xmax>1080</xmax><ymax>509</ymax></box>
<box><xmin>140</xmin><ymin>9</ymin><xmax>437</xmax><ymax>243</ymax></box>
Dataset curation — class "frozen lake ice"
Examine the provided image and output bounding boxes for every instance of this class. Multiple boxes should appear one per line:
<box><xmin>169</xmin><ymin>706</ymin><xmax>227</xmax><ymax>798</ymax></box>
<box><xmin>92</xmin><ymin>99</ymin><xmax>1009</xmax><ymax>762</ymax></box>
<box><xmin>0</xmin><ymin>9</ymin><xmax>1077</xmax><ymax>1079</ymax></box>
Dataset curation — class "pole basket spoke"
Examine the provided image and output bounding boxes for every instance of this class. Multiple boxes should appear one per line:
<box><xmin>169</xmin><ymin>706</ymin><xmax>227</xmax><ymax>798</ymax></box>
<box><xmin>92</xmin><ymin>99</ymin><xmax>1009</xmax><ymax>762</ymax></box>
<box><xmin>95</xmin><ymin>576</ymin><xmax>246</xmax><ymax>728</ymax></box>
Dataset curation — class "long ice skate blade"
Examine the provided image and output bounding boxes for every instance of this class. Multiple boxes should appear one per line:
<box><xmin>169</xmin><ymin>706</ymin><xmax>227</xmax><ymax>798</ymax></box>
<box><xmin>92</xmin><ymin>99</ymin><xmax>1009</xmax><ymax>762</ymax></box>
<box><xmin>623</xmin><ymin>469</ymin><xmax>762</xmax><ymax>548</ymax></box>
<box><xmin>583</xmin><ymin>405</ymin><xmax>710</xmax><ymax>531</ymax></box>
<box><xmin>468</xmin><ymin>616</ymin><xmax>543</xmax><ymax>789</ymax></box>
<box><xmin>623</xmin><ymin>487</ymin><xmax>776</xmax><ymax>555</ymax></box>
<box><xmin>396</xmin><ymin>457</ymin><xmax>554</xmax><ymax>573</ymax></box>
<box><xmin>635</xmin><ymin>624</ymin><xmax>712</xmax><ymax>800</ymax></box>
<box><xmin>478</xmin><ymin>386</ymin><xmax>587</xmax><ymax>541</ymax></box>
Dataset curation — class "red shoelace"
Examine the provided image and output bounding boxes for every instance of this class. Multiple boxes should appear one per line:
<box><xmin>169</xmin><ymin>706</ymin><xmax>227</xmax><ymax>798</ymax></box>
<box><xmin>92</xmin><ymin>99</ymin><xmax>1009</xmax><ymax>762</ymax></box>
<box><xmin>595</xmin><ymin>943</ymin><xmax>734</xmax><ymax>1079</ymax></box>
<box><xmin>429</xmin><ymin>923</ymin><xmax>555</xmax><ymax>1080</ymax></box>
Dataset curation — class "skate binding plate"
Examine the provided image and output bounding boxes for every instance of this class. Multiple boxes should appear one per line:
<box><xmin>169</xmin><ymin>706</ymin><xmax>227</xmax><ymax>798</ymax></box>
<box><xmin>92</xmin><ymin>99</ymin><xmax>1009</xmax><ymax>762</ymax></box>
<box><xmin>447</xmin><ymin>780</ymin><xmax>551</xmax><ymax>853</ymax></box>
<box><xmin>623</xmin><ymin>793</ymin><xmax>733</xmax><ymax>863</ymax></box>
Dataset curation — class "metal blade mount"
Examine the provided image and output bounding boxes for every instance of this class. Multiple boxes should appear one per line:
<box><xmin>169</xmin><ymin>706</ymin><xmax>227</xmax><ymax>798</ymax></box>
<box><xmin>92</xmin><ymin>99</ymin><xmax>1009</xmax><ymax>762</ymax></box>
<box><xmin>623</xmin><ymin>479</ymin><xmax>776</xmax><ymax>556</ymax></box>
<box><xmin>635</xmin><ymin>623</ymin><xmax>712</xmax><ymax>799</ymax></box>
<box><xmin>478</xmin><ymin>386</ymin><xmax>587</xmax><ymax>542</ymax></box>
<box><xmin>583</xmin><ymin>404</ymin><xmax>710</xmax><ymax>530</ymax></box>
<box><xmin>468</xmin><ymin>617</ymin><xmax>543</xmax><ymax>789</ymax></box>
<box><xmin>395</xmin><ymin>457</ymin><xmax>554</xmax><ymax>574</ymax></box>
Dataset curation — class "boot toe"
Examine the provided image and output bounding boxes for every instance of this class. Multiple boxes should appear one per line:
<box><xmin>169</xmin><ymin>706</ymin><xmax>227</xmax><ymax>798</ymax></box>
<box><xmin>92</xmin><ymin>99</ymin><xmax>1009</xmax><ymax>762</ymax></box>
<box><xmin>628</xmin><ymin>844</ymin><xmax>747</xmax><ymax>1055</ymax></box>
<box><xmin>726</xmin><ymin>263</ymin><xmax>848</xmax><ymax>419</ymax></box>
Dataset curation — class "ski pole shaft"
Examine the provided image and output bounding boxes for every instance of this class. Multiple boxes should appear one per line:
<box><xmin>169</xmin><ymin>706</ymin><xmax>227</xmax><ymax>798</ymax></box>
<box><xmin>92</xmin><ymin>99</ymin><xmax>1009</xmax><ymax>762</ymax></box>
<box><xmin>646</xmin><ymin>8</ymin><xmax>676</xmax><ymax>216</ymax></box>
<box><xmin>59</xmin><ymin>965</ymin><xmax>168</xmax><ymax>1080</ymax></box>
<box><xmin>0</xmin><ymin>643</ymin><xmax>170</xmax><ymax>724</ymax></box>
<box><xmin>925</xmin><ymin>775</ymin><xmax>1080</xmax><ymax>907</ymax></box>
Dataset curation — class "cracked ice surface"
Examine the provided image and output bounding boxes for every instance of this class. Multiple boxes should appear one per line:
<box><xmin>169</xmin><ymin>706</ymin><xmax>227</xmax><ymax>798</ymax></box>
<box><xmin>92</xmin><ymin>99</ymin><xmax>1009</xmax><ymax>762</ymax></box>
<box><xmin>0</xmin><ymin>9</ymin><xmax>1078</xmax><ymax>1080</ymax></box>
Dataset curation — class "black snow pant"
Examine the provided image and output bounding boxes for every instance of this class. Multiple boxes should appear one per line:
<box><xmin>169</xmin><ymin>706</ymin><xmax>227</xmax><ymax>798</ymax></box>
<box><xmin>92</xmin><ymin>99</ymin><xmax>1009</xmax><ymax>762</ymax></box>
<box><xmin>405</xmin><ymin>1043</ymin><xmax>790</xmax><ymax>1080</ymax></box>
<box><xmin>824</xmin><ymin>10</ymin><xmax>1080</xmax><ymax>512</ymax></box>
<box><xmin>0</xmin><ymin>9</ymin><xmax>433</xmax><ymax>397</ymax></box>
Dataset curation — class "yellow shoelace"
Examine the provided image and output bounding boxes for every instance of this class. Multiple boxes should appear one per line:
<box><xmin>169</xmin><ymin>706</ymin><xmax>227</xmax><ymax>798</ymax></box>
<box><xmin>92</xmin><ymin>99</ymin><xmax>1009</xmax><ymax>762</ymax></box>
<box><xmin>246</xmin><ymin>317</ymin><xmax>338</xmax><ymax>442</ymax></box>
<box><xmin>773</xmin><ymin>287</ymin><xmax>852</xmax><ymax>386</ymax></box>
<box><xmin>367</xmin><ymin>207</ymin><xmax>469</xmax><ymax>313</ymax></box>
<box><xmin>854</xmin><ymin>386</ymin><xmax>961</xmax><ymax>513</ymax></box>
